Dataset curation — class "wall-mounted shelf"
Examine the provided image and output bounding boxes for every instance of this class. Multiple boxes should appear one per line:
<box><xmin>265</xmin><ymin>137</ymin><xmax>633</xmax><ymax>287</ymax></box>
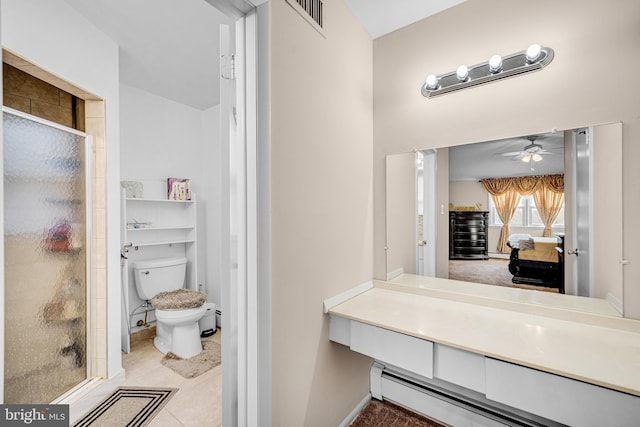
<box><xmin>126</xmin><ymin>225</ymin><xmax>194</xmax><ymax>231</ymax></box>
<box><xmin>120</xmin><ymin>187</ymin><xmax>198</xmax><ymax>353</ymax></box>
<box><xmin>129</xmin><ymin>239</ymin><xmax>196</xmax><ymax>248</ymax></box>
<box><xmin>125</xmin><ymin>197</ymin><xmax>195</xmax><ymax>204</ymax></box>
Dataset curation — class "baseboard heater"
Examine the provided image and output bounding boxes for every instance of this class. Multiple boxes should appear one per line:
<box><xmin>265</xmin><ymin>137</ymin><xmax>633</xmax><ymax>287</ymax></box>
<box><xmin>371</xmin><ymin>363</ymin><xmax>565</xmax><ymax>427</ymax></box>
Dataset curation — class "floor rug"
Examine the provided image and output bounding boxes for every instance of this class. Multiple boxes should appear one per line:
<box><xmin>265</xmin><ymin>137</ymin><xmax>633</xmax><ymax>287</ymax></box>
<box><xmin>448</xmin><ymin>258</ymin><xmax>514</xmax><ymax>288</ymax></box>
<box><xmin>351</xmin><ymin>399</ymin><xmax>445</xmax><ymax>427</ymax></box>
<box><xmin>73</xmin><ymin>386</ymin><xmax>176</xmax><ymax>427</ymax></box>
<box><xmin>160</xmin><ymin>339</ymin><xmax>221</xmax><ymax>378</ymax></box>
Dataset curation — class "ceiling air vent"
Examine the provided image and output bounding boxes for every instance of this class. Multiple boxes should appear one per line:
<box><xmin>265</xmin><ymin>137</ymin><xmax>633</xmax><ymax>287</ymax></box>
<box><xmin>286</xmin><ymin>0</ymin><xmax>325</xmax><ymax>37</ymax></box>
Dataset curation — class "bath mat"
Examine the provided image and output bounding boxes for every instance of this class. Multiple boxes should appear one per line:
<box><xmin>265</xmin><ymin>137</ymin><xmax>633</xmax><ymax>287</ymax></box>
<box><xmin>350</xmin><ymin>399</ymin><xmax>445</xmax><ymax>427</ymax></box>
<box><xmin>161</xmin><ymin>339</ymin><xmax>221</xmax><ymax>378</ymax></box>
<box><xmin>73</xmin><ymin>386</ymin><xmax>176</xmax><ymax>427</ymax></box>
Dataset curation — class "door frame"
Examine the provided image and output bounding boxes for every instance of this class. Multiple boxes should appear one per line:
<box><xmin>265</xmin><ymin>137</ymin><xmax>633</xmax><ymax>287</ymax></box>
<box><xmin>214</xmin><ymin>1</ymin><xmax>266</xmax><ymax>426</ymax></box>
<box><xmin>570</xmin><ymin>127</ymin><xmax>593</xmax><ymax>297</ymax></box>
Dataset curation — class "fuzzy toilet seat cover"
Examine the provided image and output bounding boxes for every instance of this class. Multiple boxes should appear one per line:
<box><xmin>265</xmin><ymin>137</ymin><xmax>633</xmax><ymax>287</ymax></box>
<box><xmin>151</xmin><ymin>289</ymin><xmax>207</xmax><ymax>310</ymax></box>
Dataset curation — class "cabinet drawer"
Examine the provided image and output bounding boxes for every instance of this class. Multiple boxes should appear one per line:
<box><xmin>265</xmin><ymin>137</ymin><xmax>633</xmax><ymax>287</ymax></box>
<box><xmin>485</xmin><ymin>359</ymin><xmax>640</xmax><ymax>426</ymax></box>
<box><xmin>350</xmin><ymin>321</ymin><xmax>433</xmax><ymax>379</ymax></box>
<box><xmin>434</xmin><ymin>344</ymin><xmax>485</xmax><ymax>393</ymax></box>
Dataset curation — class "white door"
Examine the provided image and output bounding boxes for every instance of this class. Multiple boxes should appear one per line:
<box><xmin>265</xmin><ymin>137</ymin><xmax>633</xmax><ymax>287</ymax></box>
<box><xmin>419</xmin><ymin>150</ymin><xmax>437</xmax><ymax>276</ymax></box>
<box><xmin>573</xmin><ymin>128</ymin><xmax>591</xmax><ymax>296</ymax></box>
<box><xmin>219</xmin><ymin>6</ymin><xmax>260</xmax><ymax>426</ymax></box>
<box><xmin>219</xmin><ymin>21</ymin><xmax>237</xmax><ymax>426</ymax></box>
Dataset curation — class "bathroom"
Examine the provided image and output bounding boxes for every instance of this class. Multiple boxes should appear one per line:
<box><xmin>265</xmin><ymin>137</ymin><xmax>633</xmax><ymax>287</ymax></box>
<box><xmin>1</xmin><ymin>0</ymin><xmax>246</xmax><ymax>422</ymax></box>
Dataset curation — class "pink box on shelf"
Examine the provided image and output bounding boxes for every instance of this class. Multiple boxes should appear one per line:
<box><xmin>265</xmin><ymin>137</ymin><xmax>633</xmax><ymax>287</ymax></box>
<box><xmin>167</xmin><ymin>178</ymin><xmax>191</xmax><ymax>200</ymax></box>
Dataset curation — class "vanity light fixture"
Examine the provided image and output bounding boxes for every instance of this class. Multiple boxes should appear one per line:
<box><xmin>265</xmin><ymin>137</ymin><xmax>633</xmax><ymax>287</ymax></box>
<box><xmin>421</xmin><ymin>44</ymin><xmax>554</xmax><ymax>98</ymax></box>
<box><xmin>456</xmin><ymin>65</ymin><xmax>469</xmax><ymax>81</ymax></box>
<box><xmin>488</xmin><ymin>54</ymin><xmax>502</xmax><ymax>73</ymax></box>
<box><xmin>425</xmin><ymin>74</ymin><xmax>439</xmax><ymax>90</ymax></box>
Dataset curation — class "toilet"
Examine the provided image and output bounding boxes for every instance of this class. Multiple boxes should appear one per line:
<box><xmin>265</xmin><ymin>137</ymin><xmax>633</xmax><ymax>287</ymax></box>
<box><xmin>132</xmin><ymin>257</ymin><xmax>207</xmax><ymax>359</ymax></box>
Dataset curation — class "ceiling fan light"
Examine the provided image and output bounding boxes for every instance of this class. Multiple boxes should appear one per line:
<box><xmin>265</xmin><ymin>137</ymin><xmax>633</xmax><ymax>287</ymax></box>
<box><xmin>521</xmin><ymin>155</ymin><xmax>531</xmax><ymax>163</ymax></box>
<box><xmin>532</xmin><ymin>153</ymin><xmax>543</xmax><ymax>162</ymax></box>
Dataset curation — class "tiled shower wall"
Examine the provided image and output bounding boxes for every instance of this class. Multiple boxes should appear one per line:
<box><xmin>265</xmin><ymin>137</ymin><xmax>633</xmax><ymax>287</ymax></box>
<box><xmin>3</xmin><ymin>63</ymin><xmax>85</xmax><ymax>131</ymax></box>
<box><xmin>2</xmin><ymin>51</ymin><xmax>108</xmax><ymax>379</ymax></box>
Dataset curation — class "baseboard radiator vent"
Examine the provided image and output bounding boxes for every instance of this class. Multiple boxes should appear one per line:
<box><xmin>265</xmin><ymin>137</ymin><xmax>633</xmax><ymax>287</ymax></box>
<box><xmin>371</xmin><ymin>363</ymin><xmax>566</xmax><ymax>427</ymax></box>
<box><xmin>286</xmin><ymin>0</ymin><xmax>325</xmax><ymax>36</ymax></box>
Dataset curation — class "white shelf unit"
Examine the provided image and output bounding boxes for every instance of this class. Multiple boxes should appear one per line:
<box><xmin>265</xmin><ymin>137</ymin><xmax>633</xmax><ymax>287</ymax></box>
<box><xmin>120</xmin><ymin>189</ymin><xmax>198</xmax><ymax>352</ymax></box>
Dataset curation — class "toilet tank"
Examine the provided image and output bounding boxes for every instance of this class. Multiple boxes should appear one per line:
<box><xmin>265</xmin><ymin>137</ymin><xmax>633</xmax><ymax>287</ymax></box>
<box><xmin>131</xmin><ymin>257</ymin><xmax>187</xmax><ymax>300</ymax></box>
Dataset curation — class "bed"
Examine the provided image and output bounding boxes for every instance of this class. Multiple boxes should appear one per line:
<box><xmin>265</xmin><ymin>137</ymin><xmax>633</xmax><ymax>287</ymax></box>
<box><xmin>507</xmin><ymin>234</ymin><xmax>564</xmax><ymax>292</ymax></box>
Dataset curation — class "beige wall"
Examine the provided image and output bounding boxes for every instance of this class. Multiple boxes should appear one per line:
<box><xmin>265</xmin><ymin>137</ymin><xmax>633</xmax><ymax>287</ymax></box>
<box><xmin>270</xmin><ymin>0</ymin><xmax>374</xmax><ymax>425</ymax></box>
<box><xmin>592</xmin><ymin>123</ymin><xmax>623</xmax><ymax>304</ymax></box>
<box><xmin>449</xmin><ymin>181</ymin><xmax>487</xmax><ymax>210</ymax></box>
<box><xmin>373</xmin><ymin>0</ymin><xmax>640</xmax><ymax>318</ymax></box>
<box><xmin>386</xmin><ymin>152</ymin><xmax>417</xmax><ymax>276</ymax></box>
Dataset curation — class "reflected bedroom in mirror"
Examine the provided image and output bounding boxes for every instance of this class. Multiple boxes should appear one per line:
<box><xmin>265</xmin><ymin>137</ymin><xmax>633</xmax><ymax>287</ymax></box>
<box><xmin>385</xmin><ymin>123</ymin><xmax>623</xmax><ymax>316</ymax></box>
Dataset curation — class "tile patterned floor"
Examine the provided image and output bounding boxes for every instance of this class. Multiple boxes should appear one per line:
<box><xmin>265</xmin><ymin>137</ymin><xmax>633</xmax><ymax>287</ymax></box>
<box><xmin>121</xmin><ymin>330</ymin><xmax>222</xmax><ymax>427</ymax></box>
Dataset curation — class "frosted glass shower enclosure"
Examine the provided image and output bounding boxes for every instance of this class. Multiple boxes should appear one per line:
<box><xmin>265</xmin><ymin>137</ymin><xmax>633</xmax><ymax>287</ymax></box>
<box><xmin>3</xmin><ymin>108</ymin><xmax>91</xmax><ymax>404</ymax></box>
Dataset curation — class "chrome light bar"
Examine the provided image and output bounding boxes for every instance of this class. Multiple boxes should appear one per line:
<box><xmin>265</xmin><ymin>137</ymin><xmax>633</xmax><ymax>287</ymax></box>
<box><xmin>421</xmin><ymin>44</ymin><xmax>554</xmax><ymax>98</ymax></box>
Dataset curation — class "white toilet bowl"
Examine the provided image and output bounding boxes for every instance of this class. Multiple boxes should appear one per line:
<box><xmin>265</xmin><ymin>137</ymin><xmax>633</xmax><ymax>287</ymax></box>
<box><xmin>131</xmin><ymin>258</ymin><xmax>207</xmax><ymax>359</ymax></box>
<box><xmin>154</xmin><ymin>304</ymin><xmax>208</xmax><ymax>359</ymax></box>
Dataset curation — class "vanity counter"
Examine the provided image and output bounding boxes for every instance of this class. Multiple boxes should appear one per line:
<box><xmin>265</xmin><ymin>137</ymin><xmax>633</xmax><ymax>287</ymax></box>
<box><xmin>389</xmin><ymin>273</ymin><xmax>623</xmax><ymax>318</ymax></box>
<box><xmin>328</xmin><ymin>282</ymin><xmax>640</xmax><ymax>397</ymax></box>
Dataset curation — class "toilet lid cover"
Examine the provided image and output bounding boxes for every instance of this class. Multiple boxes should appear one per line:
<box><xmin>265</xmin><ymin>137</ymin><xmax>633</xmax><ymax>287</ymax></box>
<box><xmin>152</xmin><ymin>289</ymin><xmax>207</xmax><ymax>310</ymax></box>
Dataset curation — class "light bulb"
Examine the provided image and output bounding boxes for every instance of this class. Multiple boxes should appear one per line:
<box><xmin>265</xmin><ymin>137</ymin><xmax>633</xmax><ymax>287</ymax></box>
<box><xmin>456</xmin><ymin>65</ymin><xmax>469</xmax><ymax>81</ymax></box>
<box><xmin>521</xmin><ymin>155</ymin><xmax>531</xmax><ymax>163</ymax></box>
<box><xmin>532</xmin><ymin>153</ymin><xmax>543</xmax><ymax>162</ymax></box>
<box><xmin>489</xmin><ymin>54</ymin><xmax>502</xmax><ymax>73</ymax></box>
<box><xmin>425</xmin><ymin>74</ymin><xmax>438</xmax><ymax>90</ymax></box>
<box><xmin>526</xmin><ymin>44</ymin><xmax>542</xmax><ymax>63</ymax></box>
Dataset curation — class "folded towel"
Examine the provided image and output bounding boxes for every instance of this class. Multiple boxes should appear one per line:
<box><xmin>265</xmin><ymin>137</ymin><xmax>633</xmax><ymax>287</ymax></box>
<box><xmin>518</xmin><ymin>239</ymin><xmax>535</xmax><ymax>250</ymax></box>
<box><xmin>508</xmin><ymin>233</ymin><xmax>532</xmax><ymax>248</ymax></box>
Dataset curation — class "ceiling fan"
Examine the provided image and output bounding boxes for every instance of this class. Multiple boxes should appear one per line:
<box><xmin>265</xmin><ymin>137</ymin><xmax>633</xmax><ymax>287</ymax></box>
<box><xmin>500</xmin><ymin>135</ymin><xmax>558</xmax><ymax>160</ymax></box>
<box><xmin>498</xmin><ymin>135</ymin><xmax>559</xmax><ymax>170</ymax></box>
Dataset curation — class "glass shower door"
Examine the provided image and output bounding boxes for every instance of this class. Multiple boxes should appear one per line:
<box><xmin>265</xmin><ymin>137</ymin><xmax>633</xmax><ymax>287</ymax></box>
<box><xmin>3</xmin><ymin>108</ymin><xmax>90</xmax><ymax>404</ymax></box>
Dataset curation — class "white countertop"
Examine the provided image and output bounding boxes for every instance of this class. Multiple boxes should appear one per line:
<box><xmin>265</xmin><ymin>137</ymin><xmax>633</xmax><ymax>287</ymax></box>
<box><xmin>328</xmin><ymin>280</ymin><xmax>640</xmax><ymax>396</ymax></box>
<box><xmin>388</xmin><ymin>273</ymin><xmax>624</xmax><ymax>319</ymax></box>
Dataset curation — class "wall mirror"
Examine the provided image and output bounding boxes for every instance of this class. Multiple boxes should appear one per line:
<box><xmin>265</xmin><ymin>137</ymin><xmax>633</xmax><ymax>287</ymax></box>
<box><xmin>385</xmin><ymin>123</ymin><xmax>624</xmax><ymax>316</ymax></box>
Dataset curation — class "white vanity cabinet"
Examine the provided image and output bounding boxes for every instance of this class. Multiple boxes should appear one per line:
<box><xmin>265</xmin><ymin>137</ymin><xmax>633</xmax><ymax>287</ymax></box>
<box><xmin>327</xmin><ymin>283</ymin><xmax>640</xmax><ymax>426</ymax></box>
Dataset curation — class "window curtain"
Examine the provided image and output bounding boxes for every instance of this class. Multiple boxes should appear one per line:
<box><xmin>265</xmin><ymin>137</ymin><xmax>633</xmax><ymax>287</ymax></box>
<box><xmin>533</xmin><ymin>188</ymin><xmax>565</xmax><ymax>236</ymax></box>
<box><xmin>490</xmin><ymin>190</ymin><xmax>521</xmax><ymax>252</ymax></box>
<box><xmin>534</xmin><ymin>175</ymin><xmax>565</xmax><ymax>237</ymax></box>
<box><xmin>482</xmin><ymin>174</ymin><xmax>564</xmax><ymax>252</ymax></box>
<box><xmin>481</xmin><ymin>178</ymin><xmax>521</xmax><ymax>253</ymax></box>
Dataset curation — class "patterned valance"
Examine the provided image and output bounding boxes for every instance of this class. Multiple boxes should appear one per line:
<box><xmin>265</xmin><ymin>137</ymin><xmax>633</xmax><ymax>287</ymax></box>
<box><xmin>481</xmin><ymin>174</ymin><xmax>564</xmax><ymax>196</ymax></box>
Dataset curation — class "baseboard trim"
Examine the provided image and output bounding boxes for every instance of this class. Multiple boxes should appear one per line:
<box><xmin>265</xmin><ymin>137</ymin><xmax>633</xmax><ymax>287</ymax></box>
<box><xmin>323</xmin><ymin>280</ymin><xmax>373</xmax><ymax>313</ymax></box>
<box><xmin>338</xmin><ymin>393</ymin><xmax>371</xmax><ymax>427</ymax></box>
<box><xmin>606</xmin><ymin>292</ymin><xmax>623</xmax><ymax>315</ymax></box>
<box><xmin>386</xmin><ymin>268</ymin><xmax>404</xmax><ymax>281</ymax></box>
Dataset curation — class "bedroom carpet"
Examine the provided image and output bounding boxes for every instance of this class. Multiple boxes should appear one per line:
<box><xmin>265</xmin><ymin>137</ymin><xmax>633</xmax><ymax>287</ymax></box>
<box><xmin>448</xmin><ymin>258</ymin><xmax>514</xmax><ymax>288</ymax></box>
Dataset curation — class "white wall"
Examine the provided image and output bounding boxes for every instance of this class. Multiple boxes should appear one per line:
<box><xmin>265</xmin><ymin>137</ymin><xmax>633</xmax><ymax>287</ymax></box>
<box><xmin>270</xmin><ymin>0</ymin><xmax>374</xmax><ymax>424</ymax></box>
<box><xmin>119</xmin><ymin>84</ymin><xmax>222</xmax><ymax>306</ymax></box>
<box><xmin>1</xmin><ymin>0</ymin><xmax>122</xmax><ymax>377</ymax></box>
<box><xmin>373</xmin><ymin>0</ymin><xmax>640</xmax><ymax>318</ymax></box>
